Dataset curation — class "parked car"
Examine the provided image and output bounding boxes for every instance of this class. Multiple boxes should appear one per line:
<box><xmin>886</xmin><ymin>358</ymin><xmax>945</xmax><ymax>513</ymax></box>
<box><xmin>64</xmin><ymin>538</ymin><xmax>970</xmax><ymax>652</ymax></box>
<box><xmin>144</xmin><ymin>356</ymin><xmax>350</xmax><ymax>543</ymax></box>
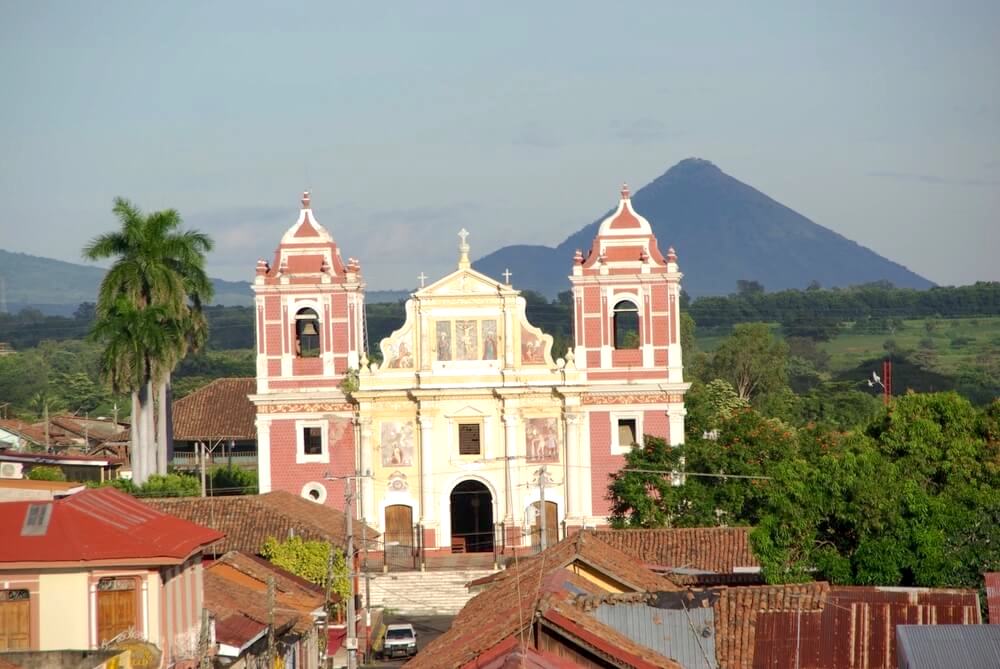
<box><xmin>381</xmin><ymin>623</ymin><xmax>418</xmax><ymax>659</ymax></box>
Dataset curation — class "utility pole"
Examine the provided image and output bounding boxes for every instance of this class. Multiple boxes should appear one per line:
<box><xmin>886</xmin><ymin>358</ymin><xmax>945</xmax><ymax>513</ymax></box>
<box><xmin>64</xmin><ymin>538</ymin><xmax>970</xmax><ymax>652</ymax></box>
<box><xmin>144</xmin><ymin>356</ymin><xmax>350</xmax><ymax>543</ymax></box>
<box><xmin>539</xmin><ymin>464</ymin><xmax>548</xmax><ymax>552</ymax></box>
<box><xmin>200</xmin><ymin>442</ymin><xmax>207</xmax><ymax>497</ymax></box>
<box><xmin>345</xmin><ymin>476</ymin><xmax>357</xmax><ymax>669</ymax></box>
<box><xmin>322</xmin><ymin>542</ymin><xmax>335</xmax><ymax>668</ymax></box>
<box><xmin>267</xmin><ymin>576</ymin><xmax>276</xmax><ymax>668</ymax></box>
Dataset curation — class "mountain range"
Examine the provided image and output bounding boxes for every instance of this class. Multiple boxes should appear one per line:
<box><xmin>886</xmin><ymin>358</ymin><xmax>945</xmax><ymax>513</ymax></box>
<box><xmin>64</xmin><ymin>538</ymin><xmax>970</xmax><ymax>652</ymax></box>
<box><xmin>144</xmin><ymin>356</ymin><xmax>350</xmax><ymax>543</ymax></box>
<box><xmin>475</xmin><ymin>158</ymin><xmax>934</xmax><ymax>298</ymax></box>
<box><xmin>1</xmin><ymin>159</ymin><xmax>935</xmax><ymax>314</ymax></box>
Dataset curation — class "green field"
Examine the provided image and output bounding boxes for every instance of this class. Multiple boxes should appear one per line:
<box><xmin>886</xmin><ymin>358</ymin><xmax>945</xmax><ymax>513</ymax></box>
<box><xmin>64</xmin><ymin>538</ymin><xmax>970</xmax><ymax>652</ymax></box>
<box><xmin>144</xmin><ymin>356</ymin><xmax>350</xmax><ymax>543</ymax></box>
<box><xmin>696</xmin><ymin>316</ymin><xmax>1000</xmax><ymax>376</ymax></box>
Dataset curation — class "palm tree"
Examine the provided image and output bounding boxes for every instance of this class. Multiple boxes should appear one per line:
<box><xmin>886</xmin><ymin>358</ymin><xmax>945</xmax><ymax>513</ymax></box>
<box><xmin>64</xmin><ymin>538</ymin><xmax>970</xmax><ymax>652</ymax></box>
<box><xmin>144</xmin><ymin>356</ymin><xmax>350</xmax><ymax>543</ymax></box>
<box><xmin>85</xmin><ymin>198</ymin><xmax>213</xmax><ymax>484</ymax></box>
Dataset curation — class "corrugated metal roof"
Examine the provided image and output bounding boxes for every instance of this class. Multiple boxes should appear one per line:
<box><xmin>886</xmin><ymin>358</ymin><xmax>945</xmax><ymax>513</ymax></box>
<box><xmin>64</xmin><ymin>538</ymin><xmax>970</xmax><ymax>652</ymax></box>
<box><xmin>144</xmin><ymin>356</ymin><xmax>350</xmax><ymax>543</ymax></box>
<box><xmin>594</xmin><ymin>601</ymin><xmax>718</xmax><ymax>669</ymax></box>
<box><xmin>896</xmin><ymin>625</ymin><xmax>1000</xmax><ymax>669</ymax></box>
<box><xmin>986</xmin><ymin>572</ymin><xmax>1000</xmax><ymax>624</ymax></box>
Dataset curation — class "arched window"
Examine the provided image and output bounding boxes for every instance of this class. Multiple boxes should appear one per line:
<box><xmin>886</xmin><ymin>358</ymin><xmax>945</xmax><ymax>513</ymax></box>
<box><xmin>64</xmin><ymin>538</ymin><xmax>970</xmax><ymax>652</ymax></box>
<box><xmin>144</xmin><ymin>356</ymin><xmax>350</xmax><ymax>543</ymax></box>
<box><xmin>295</xmin><ymin>308</ymin><xmax>320</xmax><ymax>357</ymax></box>
<box><xmin>613</xmin><ymin>300</ymin><xmax>640</xmax><ymax>349</ymax></box>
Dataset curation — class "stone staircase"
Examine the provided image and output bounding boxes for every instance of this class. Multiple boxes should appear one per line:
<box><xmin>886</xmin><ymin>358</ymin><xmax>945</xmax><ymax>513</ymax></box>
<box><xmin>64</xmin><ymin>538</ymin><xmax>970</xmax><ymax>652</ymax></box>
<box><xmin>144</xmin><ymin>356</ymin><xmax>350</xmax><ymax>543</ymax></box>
<box><xmin>366</xmin><ymin>568</ymin><xmax>498</xmax><ymax>615</ymax></box>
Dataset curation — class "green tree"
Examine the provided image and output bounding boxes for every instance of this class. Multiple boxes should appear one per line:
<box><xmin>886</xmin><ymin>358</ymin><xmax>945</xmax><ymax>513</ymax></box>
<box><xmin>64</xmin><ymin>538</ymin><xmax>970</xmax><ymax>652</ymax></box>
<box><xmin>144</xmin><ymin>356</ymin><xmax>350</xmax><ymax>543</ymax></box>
<box><xmin>260</xmin><ymin>536</ymin><xmax>350</xmax><ymax>609</ymax></box>
<box><xmin>709</xmin><ymin>323</ymin><xmax>789</xmax><ymax>402</ymax></box>
<box><xmin>752</xmin><ymin>393</ymin><xmax>1000</xmax><ymax>589</ymax></box>
<box><xmin>609</xmin><ymin>408</ymin><xmax>797</xmax><ymax>529</ymax></box>
<box><xmin>84</xmin><ymin>198</ymin><xmax>213</xmax><ymax>485</ymax></box>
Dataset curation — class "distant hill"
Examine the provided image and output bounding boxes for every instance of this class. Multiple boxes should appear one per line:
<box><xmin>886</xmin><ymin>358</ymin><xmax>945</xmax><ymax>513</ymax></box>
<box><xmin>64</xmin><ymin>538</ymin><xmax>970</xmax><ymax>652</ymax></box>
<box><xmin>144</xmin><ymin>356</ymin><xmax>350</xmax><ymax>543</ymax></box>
<box><xmin>0</xmin><ymin>250</ymin><xmax>418</xmax><ymax>316</ymax></box>
<box><xmin>475</xmin><ymin>158</ymin><xmax>934</xmax><ymax>298</ymax></box>
<box><xmin>0</xmin><ymin>249</ymin><xmax>253</xmax><ymax>316</ymax></box>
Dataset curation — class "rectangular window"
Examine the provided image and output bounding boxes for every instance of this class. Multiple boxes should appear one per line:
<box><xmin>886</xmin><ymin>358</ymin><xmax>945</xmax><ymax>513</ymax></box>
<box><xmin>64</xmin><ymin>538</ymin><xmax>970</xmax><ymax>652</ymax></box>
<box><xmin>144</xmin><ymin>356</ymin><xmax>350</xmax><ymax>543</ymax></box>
<box><xmin>617</xmin><ymin>419</ymin><xmax>637</xmax><ymax>448</ymax></box>
<box><xmin>303</xmin><ymin>427</ymin><xmax>323</xmax><ymax>455</ymax></box>
<box><xmin>458</xmin><ymin>423</ymin><xmax>481</xmax><ymax>455</ymax></box>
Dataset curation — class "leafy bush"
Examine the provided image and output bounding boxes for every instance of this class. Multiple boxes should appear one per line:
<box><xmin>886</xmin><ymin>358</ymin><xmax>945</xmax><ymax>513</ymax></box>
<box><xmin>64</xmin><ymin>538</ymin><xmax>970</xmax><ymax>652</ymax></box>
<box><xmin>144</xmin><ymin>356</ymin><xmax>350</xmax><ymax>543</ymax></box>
<box><xmin>26</xmin><ymin>465</ymin><xmax>66</xmax><ymax>481</ymax></box>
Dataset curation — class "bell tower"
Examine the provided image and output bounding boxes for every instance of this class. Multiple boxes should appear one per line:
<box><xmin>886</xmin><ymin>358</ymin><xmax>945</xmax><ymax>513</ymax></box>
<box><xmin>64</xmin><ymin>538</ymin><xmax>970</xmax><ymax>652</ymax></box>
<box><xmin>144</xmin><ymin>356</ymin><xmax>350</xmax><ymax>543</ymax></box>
<box><xmin>570</xmin><ymin>184</ymin><xmax>684</xmax><ymax>384</ymax></box>
<box><xmin>252</xmin><ymin>191</ymin><xmax>366</xmax><ymax>392</ymax></box>
<box><xmin>250</xmin><ymin>192</ymin><xmax>365</xmax><ymax>501</ymax></box>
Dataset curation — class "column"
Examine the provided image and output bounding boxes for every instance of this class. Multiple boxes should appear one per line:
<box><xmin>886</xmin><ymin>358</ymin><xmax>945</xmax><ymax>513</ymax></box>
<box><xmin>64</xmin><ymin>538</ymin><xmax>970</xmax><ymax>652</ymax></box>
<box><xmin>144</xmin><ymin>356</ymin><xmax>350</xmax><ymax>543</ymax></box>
<box><xmin>502</xmin><ymin>412</ymin><xmax>519</xmax><ymax>524</ymax></box>
<box><xmin>418</xmin><ymin>414</ymin><xmax>435</xmax><ymax>527</ymax></box>
<box><xmin>357</xmin><ymin>418</ymin><xmax>374</xmax><ymax>521</ymax></box>
<box><xmin>564</xmin><ymin>412</ymin><xmax>583</xmax><ymax>520</ymax></box>
<box><xmin>667</xmin><ymin>405</ymin><xmax>686</xmax><ymax>446</ymax></box>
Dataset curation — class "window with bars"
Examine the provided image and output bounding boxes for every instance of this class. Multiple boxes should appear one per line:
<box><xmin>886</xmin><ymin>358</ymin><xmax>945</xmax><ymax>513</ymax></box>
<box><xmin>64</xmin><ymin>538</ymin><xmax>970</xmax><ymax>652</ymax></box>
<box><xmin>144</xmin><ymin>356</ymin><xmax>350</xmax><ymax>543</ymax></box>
<box><xmin>458</xmin><ymin>423</ymin><xmax>481</xmax><ymax>455</ymax></box>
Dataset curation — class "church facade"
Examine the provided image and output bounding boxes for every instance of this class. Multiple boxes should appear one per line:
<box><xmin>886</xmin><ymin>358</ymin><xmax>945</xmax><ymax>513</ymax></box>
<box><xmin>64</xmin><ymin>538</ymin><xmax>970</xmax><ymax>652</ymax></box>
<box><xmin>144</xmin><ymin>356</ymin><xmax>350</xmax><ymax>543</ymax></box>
<box><xmin>250</xmin><ymin>187</ymin><xmax>688</xmax><ymax>553</ymax></box>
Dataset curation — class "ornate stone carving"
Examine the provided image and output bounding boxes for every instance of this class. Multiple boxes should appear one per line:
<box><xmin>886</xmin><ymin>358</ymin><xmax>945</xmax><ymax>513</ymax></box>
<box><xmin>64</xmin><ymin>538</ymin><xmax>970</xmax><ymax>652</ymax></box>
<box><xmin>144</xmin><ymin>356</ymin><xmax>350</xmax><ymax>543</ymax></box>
<box><xmin>258</xmin><ymin>402</ymin><xmax>354</xmax><ymax>414</ymax></box>
<box><xmin>387</xmin><ymin>471</ymin><xmax>408</xmax><ymax>492</ymax></box>
<box><xmin>581</xmin><ymin>392</ymin><xmax>683</xmax><ymax>405</ymax></box>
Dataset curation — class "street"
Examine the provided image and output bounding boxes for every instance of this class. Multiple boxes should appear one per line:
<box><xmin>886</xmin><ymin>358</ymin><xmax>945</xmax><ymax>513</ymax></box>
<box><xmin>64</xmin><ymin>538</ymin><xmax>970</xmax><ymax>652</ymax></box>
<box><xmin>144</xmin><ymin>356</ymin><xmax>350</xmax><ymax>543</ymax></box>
<box><xmin>363</xmin><ymin>614</ymin><xmax>454</xmax><ymax>668</ymax></box>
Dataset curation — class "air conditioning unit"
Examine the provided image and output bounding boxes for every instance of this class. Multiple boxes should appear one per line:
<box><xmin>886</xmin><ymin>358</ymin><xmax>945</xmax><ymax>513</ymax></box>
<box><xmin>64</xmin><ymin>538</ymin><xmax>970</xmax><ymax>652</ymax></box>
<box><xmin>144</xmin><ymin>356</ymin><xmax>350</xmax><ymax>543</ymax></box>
<box><xmin>0</xmin><ymin>462</ymin><xmax>24</xmax><ymax>479</ymax></box>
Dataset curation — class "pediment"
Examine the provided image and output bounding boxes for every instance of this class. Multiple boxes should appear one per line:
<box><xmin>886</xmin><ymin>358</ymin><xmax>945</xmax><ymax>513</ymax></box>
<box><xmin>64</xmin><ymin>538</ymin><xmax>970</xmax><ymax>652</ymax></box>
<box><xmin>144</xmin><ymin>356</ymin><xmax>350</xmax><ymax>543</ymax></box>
<box><xmin>419</xmin><ymin>268</ymin><xmax>506</xmax><ymax>297</ymax></box>
<box><xmin>447</xmin><ymin>404</ymin><xmax>488</xmax><ymax>418</ymax></box>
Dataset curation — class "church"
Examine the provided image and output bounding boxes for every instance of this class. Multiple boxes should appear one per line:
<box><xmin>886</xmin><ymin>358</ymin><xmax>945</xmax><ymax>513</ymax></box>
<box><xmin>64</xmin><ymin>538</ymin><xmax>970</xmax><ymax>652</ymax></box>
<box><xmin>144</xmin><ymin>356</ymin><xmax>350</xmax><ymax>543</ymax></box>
<box><xmin>249</xmin><ymin>187</ymin><xmax>688</xmax><ymax>555</ymax></box>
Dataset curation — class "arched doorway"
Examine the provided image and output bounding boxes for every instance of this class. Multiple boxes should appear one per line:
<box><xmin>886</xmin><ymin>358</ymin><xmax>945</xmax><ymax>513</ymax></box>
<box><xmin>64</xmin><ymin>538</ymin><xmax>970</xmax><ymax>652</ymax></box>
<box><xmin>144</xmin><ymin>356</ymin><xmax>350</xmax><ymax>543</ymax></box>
<box><xmin>450</xmin><ymin>480</ymin><xmax>494</xmax><ymax>553</ymax></box>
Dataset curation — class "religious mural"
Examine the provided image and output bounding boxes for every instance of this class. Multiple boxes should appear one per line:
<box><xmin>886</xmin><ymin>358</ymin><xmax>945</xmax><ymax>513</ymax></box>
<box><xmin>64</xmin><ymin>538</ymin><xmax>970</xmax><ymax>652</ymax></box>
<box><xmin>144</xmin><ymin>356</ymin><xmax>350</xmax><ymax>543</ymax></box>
<box><xmin>381</xmin><ymin>421</ymin><xmax>414</xmax><ymax>467</ymax></box>
<box><xmin>436</xmin><ymin>321</ymin><xmax>452</xmax><ymax>361</ymax></box>
<box><xmin>521</xmin><ymin>326</ymin><xmax>545</xmax><ymax>364</ymax></box>
<box><xmin>482</xmin><ymin>320</ymin><xmax>498</xmax><ymax>360</ymax></box>
<box><xmin>525</xmin><ymin>417</ymin><xmax>559</xmax><ymax>463</ymax></box>
<box><xmin>455</xmin><ymin>320</ymin><xmax>478</xmax><ymax>360</ymax></box>
<box><xmin>383</xmin><ymin>330</ymin><xmax>414</xmax><ymax>369</ymax></box>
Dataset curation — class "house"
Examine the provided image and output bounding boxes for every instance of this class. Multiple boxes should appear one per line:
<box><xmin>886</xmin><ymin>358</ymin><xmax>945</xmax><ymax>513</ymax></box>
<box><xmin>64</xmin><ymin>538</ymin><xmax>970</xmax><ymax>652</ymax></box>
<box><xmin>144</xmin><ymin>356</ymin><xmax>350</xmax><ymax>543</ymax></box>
<box><xmin>420</xmin><ymin>528</ymin><xmax>984</xmax><ymax>669</ymax></box>
<box><xmin>204</xmin><ymin>551</ymin><xmax>325</xmax><ymax>669</ymax></box>
<box><xmin>0</xmin><ymin>487</ymin><xmax>223</xmax><ymax>664</ymax></box>
<box><xmin>170</xmin><ymin>377</ymin><xmax>257</xmax><ymax>471</ymax></box>
<box><xmin>0</xmin><ymin>450</ymin><xmax>121</xmax><ymax>483</ymax></box>
<box><xmin>591</xmin><ymin>526</ymin><xmax>762</xmax><ymax>585</ymax></box>
<box><xmin>0</xmin><ymin>478</ymin><xmax>85</xmax><ymax>502</ymax></box>
<box><xmin>895</xmin><ymin>625</ymin><xmax>1000</xmax><ymax>669</ymax></box>
<box><xmin>251</xmin><ymin>189</ymin><xmax>689</xmax><ymax>557</ymax></box>
<box><xmin>0</xmin><ymin>419</ymin><xmax>46</xmax><ymax>451</ymax></box>
<box><xmin>407</xmin><ymin>531</ymin><xmax>683</xmax><ymax>669</ymax></box>
<box><xmin>143</xmin><ymin>490</ymin><xmax>378</xmax><ymax>559</ymax></box>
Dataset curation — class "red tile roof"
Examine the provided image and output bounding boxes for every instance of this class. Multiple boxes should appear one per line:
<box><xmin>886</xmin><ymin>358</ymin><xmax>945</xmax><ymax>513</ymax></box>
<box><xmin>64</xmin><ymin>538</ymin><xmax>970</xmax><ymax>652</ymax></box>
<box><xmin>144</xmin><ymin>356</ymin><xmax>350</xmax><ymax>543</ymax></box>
<box><xmin>408</xmin><ymin>531</ymin><xmax>678</xmax><ymax>669</ymax></box>
<box><xmin>205</xmin><ymin>551</ymin><xmax>325</xmax><ymax>647</ymax></box>
<box><xmin>986</xmin><ymin>572</ymin><xmax>1000</xmax><ymax>624</ymax></box>
<box><xmin>0</xmin><ymin>487</ymin><xmax>223</xmax><ymax>567</ymax></box>
<box><xmin>591</xmin><ymin>527</ymin><xmax>759</xmax><ymax>573</ymax></box>
<box><xmin>144</xmin><ymin>491</ymin><xmax>378</xmax><ymax>557</ymax></box>
<box><xmin>172</xmin><ymin>377</ymin><xmax>257</xmax><ymax>441</ymax></box>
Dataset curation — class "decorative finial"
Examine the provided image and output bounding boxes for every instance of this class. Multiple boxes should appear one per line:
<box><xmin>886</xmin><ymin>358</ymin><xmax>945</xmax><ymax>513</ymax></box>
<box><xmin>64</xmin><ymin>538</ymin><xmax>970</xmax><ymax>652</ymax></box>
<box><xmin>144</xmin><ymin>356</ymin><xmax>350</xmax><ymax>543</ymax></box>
<box><xmin>301</xmin><ymin>191</ymin><xmax>311</xmax><ymax>208</ymax></box>
<box><xmin>620</xmin><ymin>183</ymin><xmax>630</xmax><ymax>200</ymax></box>
<box><xmin>418</xmin><ymin>272</ymin><xmax>428</xmax><ymax>288</ymax></box>
<box><xmin>256</xmin><ymin>258</ymin><xmax>269</xmax><ymax>276</ymax></box>
<box><xmin>639</xmin><ymin>248</ymin><xmax>649</xmax><ymax>263</ymax></box>
<box><xmin>667</xmin><ymin>246</ymin><xmax>677</xmax><ymax>263</ymax></box>
<box><xmin>573</xmin><ymin>249</ymin><xmax>584</xmax><ymax>265</ymax></box>
<box><xmin>458</xmin><ymin>228</ymin><xmax>471</xmax><ymax>269</ymax></box>
<box><xmin>320</xmin><ymin>258</ymin><xmax>330</xmax><ymax>273</ymax></box>
<box><xmin>502</xmin><ymin>268</ymin><xmax>512</xmax><ymax>284</ymax></box>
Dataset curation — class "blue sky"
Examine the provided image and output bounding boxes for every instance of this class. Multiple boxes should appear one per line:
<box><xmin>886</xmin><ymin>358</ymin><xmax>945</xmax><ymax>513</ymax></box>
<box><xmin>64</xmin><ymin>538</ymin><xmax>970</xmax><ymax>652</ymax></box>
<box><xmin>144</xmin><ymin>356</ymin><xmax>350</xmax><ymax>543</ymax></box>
<box><xmin>1</xmin><ymin>1</ymin><xmax>997</xmax><ymax>290</ymax></box>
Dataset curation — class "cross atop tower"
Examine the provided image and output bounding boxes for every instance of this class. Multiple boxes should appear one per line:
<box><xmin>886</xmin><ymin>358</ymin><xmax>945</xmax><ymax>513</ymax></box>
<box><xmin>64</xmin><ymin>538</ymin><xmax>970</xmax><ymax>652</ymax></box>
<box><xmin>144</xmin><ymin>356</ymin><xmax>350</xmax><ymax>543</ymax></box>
<box><xmin>418</xmin><ymin>271</ymin><xmax>428</xmax><ymax>288</ymax></box>
<box><xmin>458</xmin><ymin>228</ymin><xmax>471</xmax><ymax>269</ymax></box>
<box><xmin>502</xmin><ymin>268</ymin><xmax>512</xmax><ymax>284</ymax></box>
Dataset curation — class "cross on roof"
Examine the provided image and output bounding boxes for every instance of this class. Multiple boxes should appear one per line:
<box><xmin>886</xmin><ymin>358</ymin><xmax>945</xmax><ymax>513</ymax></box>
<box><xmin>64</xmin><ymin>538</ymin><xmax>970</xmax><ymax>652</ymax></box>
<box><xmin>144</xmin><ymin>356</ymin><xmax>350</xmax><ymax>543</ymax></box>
<box><xmin>502</xmin><ymin>268</ymin><xmax>512</xmax><ymax>284</ymax></box>
<box><xmin>418</xmin><ymin>272</ymin><xmax>428</xmax><ymax>288</ymax></box>
<box><xmin>458</xmin><ymin>228</ymin><xmax>469</xmax><ymax>245</ymax></box>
